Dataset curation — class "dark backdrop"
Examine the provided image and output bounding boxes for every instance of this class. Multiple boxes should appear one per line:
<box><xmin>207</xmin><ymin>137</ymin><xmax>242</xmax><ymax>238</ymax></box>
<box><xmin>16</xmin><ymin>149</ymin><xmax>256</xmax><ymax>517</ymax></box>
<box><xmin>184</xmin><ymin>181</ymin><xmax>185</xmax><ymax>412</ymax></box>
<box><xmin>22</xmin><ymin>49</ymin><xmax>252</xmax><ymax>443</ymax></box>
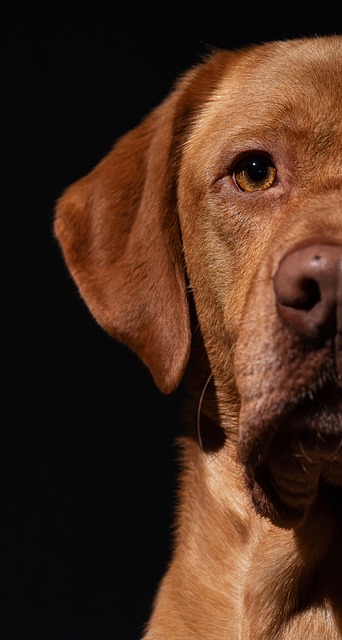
<box><xmin>2</xmin><ymin>12</ymin><xmax>341</xmax><ymax>640</ymax></box>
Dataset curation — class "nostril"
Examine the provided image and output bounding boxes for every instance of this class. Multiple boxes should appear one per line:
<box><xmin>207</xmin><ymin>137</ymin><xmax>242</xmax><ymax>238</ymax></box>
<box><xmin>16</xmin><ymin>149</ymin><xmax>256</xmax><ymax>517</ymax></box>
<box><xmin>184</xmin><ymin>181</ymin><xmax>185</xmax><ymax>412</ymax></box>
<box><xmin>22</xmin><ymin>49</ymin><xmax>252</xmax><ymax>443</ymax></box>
<box><xmin>287</xmin><ymin>277</ymin><xmax>321</xmax><ymax>311</ymax></box>
<box><xmin>303</xmin><ymin>278</ymin><xmax>321</xmax><ymax>311</ymax></box>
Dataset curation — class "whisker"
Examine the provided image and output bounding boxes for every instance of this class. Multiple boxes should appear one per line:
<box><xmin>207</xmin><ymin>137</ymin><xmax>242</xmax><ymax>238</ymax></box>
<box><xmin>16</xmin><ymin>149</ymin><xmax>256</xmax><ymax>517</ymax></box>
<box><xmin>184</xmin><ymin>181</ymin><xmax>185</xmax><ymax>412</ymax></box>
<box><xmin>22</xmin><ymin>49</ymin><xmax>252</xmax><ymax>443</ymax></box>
<box><xmin>300</xmin><ymin>461</ymin><xmax>310</xmax><ymax>476</ymax></box>
<box><xmin>197</xmin><ymin>372</ymin><xmax>213</xmax><ymax>451</ymax></box>
<box><xmin>205</xmin><ymin>448</ymin><xmax>224</xmax><ymax>467</ymax></box>
<box><xmin>298</xmin><ymin>440</ymin><xmax>314</xmax><ymax>464</ymax></box>
<box><xmin>326</xmin><ymin>436</ymin><xmax>342</xmax><ymax>462</ymax></box>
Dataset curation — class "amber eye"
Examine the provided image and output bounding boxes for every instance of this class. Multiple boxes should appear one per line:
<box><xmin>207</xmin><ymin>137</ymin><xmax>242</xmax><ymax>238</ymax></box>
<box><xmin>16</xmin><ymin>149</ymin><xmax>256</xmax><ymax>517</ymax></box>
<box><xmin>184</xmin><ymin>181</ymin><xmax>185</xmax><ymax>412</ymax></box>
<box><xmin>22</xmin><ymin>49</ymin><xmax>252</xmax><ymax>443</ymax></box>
<box><xmin>233</xmin><ymin>154</ymin><xmax>277</xmax><ymax>192</ymax></box>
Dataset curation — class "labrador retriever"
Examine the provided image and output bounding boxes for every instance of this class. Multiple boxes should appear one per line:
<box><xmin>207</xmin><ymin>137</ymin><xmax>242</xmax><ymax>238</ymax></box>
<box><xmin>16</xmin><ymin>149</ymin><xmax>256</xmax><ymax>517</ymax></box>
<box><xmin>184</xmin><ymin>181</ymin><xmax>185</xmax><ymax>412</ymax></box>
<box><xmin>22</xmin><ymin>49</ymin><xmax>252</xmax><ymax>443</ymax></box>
<box><xmin>54</xmin><ymin>35</ymin><xmax>342</xmax><ymax>639</ymax></box>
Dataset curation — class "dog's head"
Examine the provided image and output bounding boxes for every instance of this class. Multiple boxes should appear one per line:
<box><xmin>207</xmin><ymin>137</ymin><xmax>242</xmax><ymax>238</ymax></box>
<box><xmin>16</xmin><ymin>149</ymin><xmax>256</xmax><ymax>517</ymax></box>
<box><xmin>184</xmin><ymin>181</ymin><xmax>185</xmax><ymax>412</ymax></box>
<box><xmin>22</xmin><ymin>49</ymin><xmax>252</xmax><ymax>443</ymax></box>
<box><xmin>55</xmin><ymin>35</ymin><xmax>342</xmax><ymax>529</ymax></box>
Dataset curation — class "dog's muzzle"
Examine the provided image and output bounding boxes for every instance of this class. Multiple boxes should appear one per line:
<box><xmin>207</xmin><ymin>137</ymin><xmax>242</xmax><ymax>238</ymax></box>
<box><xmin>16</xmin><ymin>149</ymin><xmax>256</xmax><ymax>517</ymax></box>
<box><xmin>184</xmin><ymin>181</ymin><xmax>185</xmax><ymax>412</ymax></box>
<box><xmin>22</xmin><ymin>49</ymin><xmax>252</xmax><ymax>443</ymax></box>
<box><xmin>238</xmin><ymin>241</ymin><xmax>342</xmax><ymax>529</ymax></box>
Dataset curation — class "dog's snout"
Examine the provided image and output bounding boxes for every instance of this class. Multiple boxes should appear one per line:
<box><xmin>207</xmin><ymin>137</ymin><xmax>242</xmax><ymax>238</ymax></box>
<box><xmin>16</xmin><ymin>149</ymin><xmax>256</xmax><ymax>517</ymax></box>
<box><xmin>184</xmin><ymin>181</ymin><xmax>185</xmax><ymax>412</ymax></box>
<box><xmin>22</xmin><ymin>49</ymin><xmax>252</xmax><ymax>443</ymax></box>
<box><xmin>273</xmin><ymin>243</ymin><xmax>342</xmax><ymax>342</ymax></box>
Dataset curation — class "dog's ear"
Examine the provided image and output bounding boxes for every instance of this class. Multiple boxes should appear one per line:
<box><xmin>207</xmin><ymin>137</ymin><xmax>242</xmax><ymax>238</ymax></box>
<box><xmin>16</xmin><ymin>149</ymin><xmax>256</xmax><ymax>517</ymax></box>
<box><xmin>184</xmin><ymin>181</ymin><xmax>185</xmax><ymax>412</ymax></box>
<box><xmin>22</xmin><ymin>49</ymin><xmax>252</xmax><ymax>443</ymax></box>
<box><xmin>54</xmin><ymin>51</ymin><xmax>229</xmax><ymax>393</ymax></box>
<box><xmin>54</xmin><ymin>72</ymin><xmax>195</xmax><ymax>394</ymax></box>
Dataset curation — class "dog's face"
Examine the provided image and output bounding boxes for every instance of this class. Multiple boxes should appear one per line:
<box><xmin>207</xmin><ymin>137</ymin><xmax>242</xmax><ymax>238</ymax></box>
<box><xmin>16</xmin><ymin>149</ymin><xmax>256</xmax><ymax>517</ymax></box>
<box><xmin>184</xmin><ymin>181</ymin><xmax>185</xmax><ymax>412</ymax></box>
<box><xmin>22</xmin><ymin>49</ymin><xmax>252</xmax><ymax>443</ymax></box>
<box><xmin>55</xmin><ymin>35</ymin><xmax>342</xmax><ymax>532</ymax></box>
<box><xmin>177</xmin><ymin>37</ymin><xmax>342</xmax><ymax>528</ymax></box>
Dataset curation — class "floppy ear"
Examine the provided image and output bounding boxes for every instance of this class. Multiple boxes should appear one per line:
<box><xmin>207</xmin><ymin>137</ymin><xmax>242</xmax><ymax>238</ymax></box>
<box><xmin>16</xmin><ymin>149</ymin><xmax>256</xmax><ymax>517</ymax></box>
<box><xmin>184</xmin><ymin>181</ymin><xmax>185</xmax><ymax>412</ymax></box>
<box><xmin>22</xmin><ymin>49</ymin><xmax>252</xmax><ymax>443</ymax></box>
<box><xmin>54</xmin><ymin>78</ymin><xmax>193</xmax><ymax>394</ymax></box>
<box><xmin>54</xmin><ymin>51</ymin><xmax>230</xmax><ymax>393</ymax></box>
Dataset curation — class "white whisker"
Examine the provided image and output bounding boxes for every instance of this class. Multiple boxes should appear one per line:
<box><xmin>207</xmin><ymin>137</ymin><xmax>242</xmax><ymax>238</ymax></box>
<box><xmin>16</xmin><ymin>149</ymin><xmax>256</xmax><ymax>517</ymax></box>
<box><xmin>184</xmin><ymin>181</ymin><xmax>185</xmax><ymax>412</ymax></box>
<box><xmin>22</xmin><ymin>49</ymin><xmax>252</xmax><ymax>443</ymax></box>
<box><xmin>298</xmin><ymin>440</ymin><xmax>314</xmax><ymax>464</ymax></box>
<box><xmin>197</xmin><ymin>372</ymin><xmax>213</xmax><ymax>451</ymax></box>
<box><xmin>326</xmin><ymin>437</ymin><xmax>342</xmax><ymax>462</ymax></box>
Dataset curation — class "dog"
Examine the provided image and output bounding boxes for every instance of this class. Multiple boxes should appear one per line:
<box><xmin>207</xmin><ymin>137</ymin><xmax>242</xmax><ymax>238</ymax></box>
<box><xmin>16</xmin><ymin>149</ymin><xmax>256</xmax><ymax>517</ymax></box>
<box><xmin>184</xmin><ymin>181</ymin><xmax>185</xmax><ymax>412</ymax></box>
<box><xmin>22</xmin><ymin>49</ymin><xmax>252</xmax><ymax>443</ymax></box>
<box><xmin>54</xmin><ymin>35</ymin><xmax>342</xmax><ymax>638</ymax></box>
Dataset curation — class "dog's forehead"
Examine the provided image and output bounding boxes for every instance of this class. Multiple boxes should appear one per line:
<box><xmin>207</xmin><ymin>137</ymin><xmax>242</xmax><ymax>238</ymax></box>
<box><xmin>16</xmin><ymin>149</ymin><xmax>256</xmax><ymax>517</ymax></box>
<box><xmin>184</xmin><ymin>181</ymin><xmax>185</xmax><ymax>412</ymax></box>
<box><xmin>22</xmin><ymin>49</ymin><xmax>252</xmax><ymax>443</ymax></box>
<box><xmin>208</xmin><ymin>39</ymin><xmax>341</xmax><ymax>125</ymax></box>
<box><xmin>183</xmin><ymin>36</ymin><xmax>342</xmax><ymax>175</ymax></box>
<box><xmin>220</xmin><ymin>36</ymin><xmax>342</xmax><ymax>112</ymax></box>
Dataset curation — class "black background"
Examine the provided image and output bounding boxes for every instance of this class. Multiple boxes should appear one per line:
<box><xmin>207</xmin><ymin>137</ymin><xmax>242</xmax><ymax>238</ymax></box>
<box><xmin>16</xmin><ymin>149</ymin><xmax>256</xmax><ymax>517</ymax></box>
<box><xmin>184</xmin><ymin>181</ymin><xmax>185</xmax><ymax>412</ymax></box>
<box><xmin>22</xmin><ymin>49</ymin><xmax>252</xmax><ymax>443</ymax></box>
<box><xmin>2</xmin><ymin>11</ymin><xmax>342</xmax><ymax>640</ymax></box>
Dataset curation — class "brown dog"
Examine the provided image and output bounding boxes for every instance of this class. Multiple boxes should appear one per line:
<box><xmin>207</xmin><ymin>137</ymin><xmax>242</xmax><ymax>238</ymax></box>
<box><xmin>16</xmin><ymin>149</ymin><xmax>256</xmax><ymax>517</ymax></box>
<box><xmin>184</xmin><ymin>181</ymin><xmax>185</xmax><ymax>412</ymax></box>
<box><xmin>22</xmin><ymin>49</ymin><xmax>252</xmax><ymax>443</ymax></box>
<box><xmin>54</xmin><ymin>35</ymin><xmax>342</xmax><ymax>639</ymax></box>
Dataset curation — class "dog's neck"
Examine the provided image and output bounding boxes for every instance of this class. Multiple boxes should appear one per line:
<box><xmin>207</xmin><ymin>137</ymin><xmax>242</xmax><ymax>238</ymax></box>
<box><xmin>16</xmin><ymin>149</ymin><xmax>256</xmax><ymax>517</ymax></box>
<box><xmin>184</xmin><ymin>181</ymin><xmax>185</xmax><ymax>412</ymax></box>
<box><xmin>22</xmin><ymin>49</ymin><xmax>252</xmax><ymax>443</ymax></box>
<box><xmin>162</xmin><ymin>437</ymin><xmax>342</xmax><ymax>639</ymax></box>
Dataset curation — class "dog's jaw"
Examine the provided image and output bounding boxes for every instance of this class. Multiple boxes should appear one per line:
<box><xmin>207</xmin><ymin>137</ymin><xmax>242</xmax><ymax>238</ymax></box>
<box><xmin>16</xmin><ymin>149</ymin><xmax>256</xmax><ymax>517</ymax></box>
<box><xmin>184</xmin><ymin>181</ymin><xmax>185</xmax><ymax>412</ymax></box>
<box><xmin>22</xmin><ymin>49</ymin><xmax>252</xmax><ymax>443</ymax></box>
<box><xmin>240</xmin><ymin>385</ymin><xmax>342</xmax><ymax>528</ymax></box>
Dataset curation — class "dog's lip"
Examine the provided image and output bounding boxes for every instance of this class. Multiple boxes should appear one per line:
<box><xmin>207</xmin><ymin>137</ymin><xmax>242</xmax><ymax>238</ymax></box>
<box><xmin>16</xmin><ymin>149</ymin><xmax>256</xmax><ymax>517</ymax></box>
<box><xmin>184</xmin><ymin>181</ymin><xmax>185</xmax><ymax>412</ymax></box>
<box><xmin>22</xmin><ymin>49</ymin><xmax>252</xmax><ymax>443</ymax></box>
<box><xmin>241</xmin><ymin>382</ymin><xmax>342</xmax><ymax>470</ymax></box>
<box><xmin>246</xmin><ymin>464</ymin><xmax>307</xmax><ymax>528</ymax></box>
<box><xmin>241</xmin><ymin>383</ymin><xmax>342</xmax><ymax>528</ymax></box>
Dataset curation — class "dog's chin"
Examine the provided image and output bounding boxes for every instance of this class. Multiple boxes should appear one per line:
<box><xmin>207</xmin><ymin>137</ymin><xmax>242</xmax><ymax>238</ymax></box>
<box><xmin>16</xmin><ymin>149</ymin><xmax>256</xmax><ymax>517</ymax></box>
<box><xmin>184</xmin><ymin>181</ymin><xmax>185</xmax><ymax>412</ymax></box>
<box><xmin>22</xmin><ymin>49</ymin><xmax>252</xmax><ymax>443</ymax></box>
<box><xmin>239</xmin><ymin>387</ymin><xmax>342</xmax><ymax>529</ymax></box>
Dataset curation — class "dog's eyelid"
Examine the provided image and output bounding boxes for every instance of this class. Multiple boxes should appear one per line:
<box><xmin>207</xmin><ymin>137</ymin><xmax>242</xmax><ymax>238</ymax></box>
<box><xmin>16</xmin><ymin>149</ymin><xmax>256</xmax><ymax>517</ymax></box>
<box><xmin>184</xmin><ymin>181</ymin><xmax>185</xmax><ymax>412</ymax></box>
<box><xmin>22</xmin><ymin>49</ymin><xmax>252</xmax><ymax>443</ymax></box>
<box><xmin>213</xmin><ymin>149</ymin><xmax>277</xmax><ymax>182</ymax></box>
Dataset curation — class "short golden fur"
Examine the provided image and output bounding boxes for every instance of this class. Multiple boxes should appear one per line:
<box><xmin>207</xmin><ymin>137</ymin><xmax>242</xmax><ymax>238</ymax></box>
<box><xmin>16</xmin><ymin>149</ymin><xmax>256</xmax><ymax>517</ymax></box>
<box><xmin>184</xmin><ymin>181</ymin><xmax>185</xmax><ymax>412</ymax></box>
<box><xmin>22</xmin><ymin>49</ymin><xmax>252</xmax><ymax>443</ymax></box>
<box><xmin>55</xmin><ymin>36</ymin><xmax>342</xmax><ymax>638</ymax></box>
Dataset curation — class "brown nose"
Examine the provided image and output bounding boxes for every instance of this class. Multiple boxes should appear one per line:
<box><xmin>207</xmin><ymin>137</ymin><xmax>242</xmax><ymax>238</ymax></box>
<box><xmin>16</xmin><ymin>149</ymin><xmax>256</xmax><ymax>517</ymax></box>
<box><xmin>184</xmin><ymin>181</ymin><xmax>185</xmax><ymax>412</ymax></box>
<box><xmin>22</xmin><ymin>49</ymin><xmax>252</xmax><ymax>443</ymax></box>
<box><xmin>273</xmin><ymin>243</ymin><xmax>342</xmax><ymax>342</ymax></box>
